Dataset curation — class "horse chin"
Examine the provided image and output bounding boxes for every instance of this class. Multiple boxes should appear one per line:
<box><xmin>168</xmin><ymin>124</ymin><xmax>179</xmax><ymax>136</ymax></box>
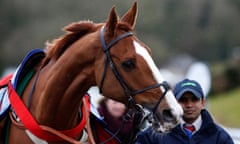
<box><xmin>151</xmin><ymin>120</ymin><xmax>178</xmax><ymax>133</ymax></box>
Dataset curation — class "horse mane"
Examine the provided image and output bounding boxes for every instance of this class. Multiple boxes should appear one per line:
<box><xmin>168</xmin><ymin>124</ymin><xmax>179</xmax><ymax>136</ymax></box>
<box><xmin>41</xmin><ymin>20</ymin><xmax>96</xmax><ymax>66</ymax></box>
<box><xmin>41</xmin><ymin>19</ymin><xmax>133</xmax><ymax>67</ymax></box>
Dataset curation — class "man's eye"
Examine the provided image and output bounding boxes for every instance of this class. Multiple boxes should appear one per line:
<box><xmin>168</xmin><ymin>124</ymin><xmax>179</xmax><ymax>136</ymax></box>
<box><xmin>179</xmin><ymin>97</ymin><xmax>187</xmax><ymax>103</ymax></box>
<box><xmin>192</xmin><ymin>97</ymin><xmax>200</xmax><ymax>102</ymax></box>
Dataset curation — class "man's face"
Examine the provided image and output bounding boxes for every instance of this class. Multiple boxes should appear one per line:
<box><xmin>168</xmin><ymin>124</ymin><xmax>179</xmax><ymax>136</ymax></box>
<box><xmin>178</xmin><ymin>92</ymin><xmax>205</xmax><ymax>123</ymax></box>
<box><xmin>106</xmin><ymin>99</ymin><xmax>126</xmax><ymax>118</ymax></box>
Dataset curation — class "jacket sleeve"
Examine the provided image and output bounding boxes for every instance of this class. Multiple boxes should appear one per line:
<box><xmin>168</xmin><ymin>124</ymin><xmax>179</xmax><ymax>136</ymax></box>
<box><xmin>216</xmin><ymin>126</ymin><xmax>234</xmax><ymax>144</ymax></box>
<box><xmin>135</xmin><ymin>128</ymin><xmax>161</xmax><ymax>144</ymax></box>
<box><xmin>219</xmin><ymin>133</ymin><xmax>234</xmax><ymax>144</ymax></box>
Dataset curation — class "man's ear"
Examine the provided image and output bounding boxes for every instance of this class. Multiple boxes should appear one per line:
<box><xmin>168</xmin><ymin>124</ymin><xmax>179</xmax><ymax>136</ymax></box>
<box><xmin>201</xmin><ymin>98</ymin><xmax>206</xmax><ymax>109</ymax></box>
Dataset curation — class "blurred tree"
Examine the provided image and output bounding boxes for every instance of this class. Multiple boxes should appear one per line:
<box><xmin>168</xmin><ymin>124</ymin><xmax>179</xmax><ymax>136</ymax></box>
<box><xmin>197</xmin><ymin>0</ymin><xmax>211</xmax><ymax>29</ymax></box>
<box><xmin>0</xmin><ymin>0</ymin><xmax>240</xmax><ymax>73</ymax></box>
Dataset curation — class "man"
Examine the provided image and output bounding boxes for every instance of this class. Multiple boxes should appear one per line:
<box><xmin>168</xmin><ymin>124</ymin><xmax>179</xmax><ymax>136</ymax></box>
<box><xmin>98</xmin><ymin>98</ymin><xmax>134</xmax><ymax>142</ymax></box>
<box><xmin>135</xmin><ymin>79</ymin><xmax>234</xmax><ymax>144</ymax></box>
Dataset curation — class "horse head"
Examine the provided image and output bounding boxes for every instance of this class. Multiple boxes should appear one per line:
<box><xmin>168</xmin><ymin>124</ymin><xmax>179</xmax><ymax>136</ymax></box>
<box><xmin>93</xmin><ymin>2</ymin><xmax>183</xmax><ymax>132</ymax></box>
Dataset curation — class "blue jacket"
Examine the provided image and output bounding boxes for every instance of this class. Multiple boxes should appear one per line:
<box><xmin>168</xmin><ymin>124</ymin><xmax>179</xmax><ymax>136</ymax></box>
<box><xmin>135</xmin><ymin>110</ymin><xmax>234</xmax><ymax>144</ymax></box>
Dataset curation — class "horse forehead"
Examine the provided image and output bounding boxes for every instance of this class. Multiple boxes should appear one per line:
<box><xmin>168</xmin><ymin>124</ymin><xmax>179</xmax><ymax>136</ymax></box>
<box><xmin>133</xmin><ymin>41</ymin><xmax>164</xmax><ymax>82</ymax></box>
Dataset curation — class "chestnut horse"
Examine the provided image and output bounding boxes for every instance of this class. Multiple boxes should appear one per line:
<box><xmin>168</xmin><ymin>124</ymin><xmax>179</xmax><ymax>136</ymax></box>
<box><xmin>1</xmin><ymin>2</ymin><xmax>183</xmax><ymax>144</ymax></box>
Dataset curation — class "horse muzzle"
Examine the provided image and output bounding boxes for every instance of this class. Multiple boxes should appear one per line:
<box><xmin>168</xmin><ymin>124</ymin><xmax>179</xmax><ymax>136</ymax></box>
<box><xmin>145</xmin><ymin>106</ymin><xmax>182</xmax><ymax>133</ymax></box>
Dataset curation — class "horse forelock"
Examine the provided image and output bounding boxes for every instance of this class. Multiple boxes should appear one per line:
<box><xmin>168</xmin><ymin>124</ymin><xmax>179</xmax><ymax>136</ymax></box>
<box><xmin>117</xmin><ymin>22</ymin><xmax>133</xmax><ymax>32</ymax></box>
<box><xmin>103</xmin><ymin>22</ymin><xmax>133</xmax><ymax>42</ymax></box>
<box><xmin>42</xmin><ymin>21</ymin><xmax>96</xmax><ymax>66</ymax></box>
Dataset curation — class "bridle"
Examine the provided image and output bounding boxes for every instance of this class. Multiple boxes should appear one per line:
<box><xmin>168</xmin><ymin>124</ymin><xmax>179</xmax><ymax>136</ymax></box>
<box><xmin>99</xmin><ymin>26</ymin><xmax>171</xmax><ymax>132</ymax></box>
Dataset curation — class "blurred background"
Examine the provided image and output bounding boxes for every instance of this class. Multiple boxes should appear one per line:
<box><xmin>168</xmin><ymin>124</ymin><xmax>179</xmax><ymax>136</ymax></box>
<box><xmin>0</xmin><ymin>0</ymin><xmax>239</xmax><ymax>141</ymax></box>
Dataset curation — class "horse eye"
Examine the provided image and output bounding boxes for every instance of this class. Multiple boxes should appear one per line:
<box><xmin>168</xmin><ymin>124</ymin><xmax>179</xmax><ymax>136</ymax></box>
<box><xmin>121</xmin><ymin>59</ymin><xmax>136</xmax><ymax>70</ymax></box>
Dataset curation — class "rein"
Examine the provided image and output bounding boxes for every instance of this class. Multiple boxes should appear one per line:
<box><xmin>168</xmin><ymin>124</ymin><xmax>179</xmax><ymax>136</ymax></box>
<box><xmin>99</xmin><ymin>26</ymin><xmax>171</xmax><ymax>142</ymax></box>
<box><xmin>7</xmin><ymin>81</ymin><xmax>92</xmax><ymax>143</ymax></box>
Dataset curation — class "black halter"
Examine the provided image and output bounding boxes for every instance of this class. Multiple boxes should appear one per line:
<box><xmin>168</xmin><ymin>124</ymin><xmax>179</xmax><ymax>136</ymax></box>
<box><xmin>99</xmin><ymin>26</ymin><xmax>170</xmax><ymax>115</ymax></box>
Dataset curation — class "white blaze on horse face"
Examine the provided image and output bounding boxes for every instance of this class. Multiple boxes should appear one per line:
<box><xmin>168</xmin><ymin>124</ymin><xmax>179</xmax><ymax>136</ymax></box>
<box><xmin>133</xmin><ymin>41</ymin><xmax>183</xmax><ymax>120</ymax></box>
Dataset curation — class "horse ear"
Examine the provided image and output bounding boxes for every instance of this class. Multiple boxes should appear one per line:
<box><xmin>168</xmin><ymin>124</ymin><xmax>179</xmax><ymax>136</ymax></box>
<box><xmin>121</xmin><ymin>1</ymin><xmax>138</xmax><ymax>29</ymax></box>
<box><xmin>105</xmin><ymin>6</ymin><xmax>119</xmax><ymax>36</ymax></box>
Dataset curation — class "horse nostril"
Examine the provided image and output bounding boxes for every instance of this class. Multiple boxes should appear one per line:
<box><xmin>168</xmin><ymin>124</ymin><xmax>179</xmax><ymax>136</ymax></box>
<box><xmin>162</xmin><ymin>109</ymin><xmax>175</xmax><ymax>122</ymax></box>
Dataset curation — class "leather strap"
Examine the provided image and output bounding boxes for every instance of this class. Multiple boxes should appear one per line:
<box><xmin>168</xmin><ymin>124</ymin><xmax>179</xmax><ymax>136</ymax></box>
<box><xmin>8</xmin><ymin>81</ymin><xmax>90</xmax><ymax>142</ymax></box>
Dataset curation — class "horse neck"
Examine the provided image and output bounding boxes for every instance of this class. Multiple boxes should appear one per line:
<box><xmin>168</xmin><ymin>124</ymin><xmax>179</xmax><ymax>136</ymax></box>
<box><xmin>26</xmin><ymin>45</ymin><xmax>99</xmax><ymax>129</ymax></box>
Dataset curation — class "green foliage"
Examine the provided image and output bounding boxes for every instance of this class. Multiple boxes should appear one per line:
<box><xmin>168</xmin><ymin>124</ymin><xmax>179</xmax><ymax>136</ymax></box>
<box><xmin>209</xmin><ymin>87</ymin><xmax>240</xmax><ymax>128</ymax></box>
<box><xmin>0</xmin><ymin>0</ymin><xmax>240</xmax><ymax>70</ymax></box>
